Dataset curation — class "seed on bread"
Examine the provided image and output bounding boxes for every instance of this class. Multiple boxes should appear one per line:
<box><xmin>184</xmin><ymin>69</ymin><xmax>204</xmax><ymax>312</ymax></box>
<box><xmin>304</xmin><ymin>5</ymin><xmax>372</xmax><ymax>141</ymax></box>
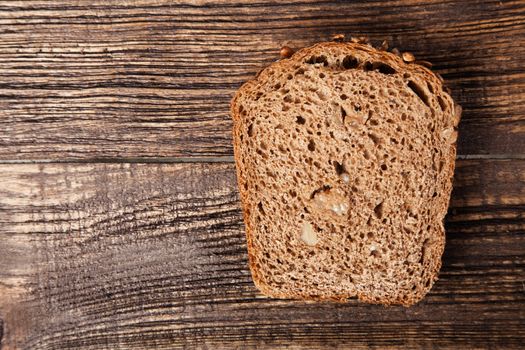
<box><xmin>311</xmin><ymin>187</ymin><xmax>349</xmax><ymax>216</ymax></box>
<box><xmin>331</xmin><ymin>33</ymin><xmax>346</xmax><ymax>42</ymax></box>
<box><xmin>441</xmin><ymin>127</ymin><xmax>458</xmax><ymax>144</ymax></box>
<box><xmin>402</xmin><ymin>51</ymin><xmax>416</xmax><ymax>63</ymax></box>
<box><xmin>280</xmin><ymin>46</ymin><xmax>295</xmax><ymax>59</ymax></box>
<box><xmin>301</xmin><ymin>222</ymin><xmax>318</xmax><ymax>246</ymax></box>
<box><xmin>379</xmin><ymin>40</ymin><xmax>389</xmax><ymax>51</ymax></box>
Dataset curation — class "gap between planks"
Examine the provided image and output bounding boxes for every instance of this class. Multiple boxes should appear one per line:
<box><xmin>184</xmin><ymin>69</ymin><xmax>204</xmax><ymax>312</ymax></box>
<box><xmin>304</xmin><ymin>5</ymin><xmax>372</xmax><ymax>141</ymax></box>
<box><xmin>0</xmin><ymin>154</ymin><xmax>525</xmax><ymax>164</ymax></box>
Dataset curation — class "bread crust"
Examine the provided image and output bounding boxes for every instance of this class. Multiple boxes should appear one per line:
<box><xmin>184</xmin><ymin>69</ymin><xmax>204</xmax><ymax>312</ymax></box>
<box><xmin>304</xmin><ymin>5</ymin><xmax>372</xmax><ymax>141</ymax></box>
<box><xmin>231</xmin><ymin>41</ymin><xmax>461</xmax><ymax>306</ymax></box>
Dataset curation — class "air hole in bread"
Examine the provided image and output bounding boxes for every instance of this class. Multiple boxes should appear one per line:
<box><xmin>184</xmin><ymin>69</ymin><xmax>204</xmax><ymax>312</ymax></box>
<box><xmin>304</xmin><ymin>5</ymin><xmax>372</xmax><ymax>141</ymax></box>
<box><xmin>408</xmin><ymin>80</ymin><xmax>430</xmax><ymax>107</ymax></box>
<box><xmin>437</xmin><ymin>95</ymin><xmax>447</xmax><ymax>112</ymax></box>
<box><xmin>257</xmin><ymin>202</ymin><xmax>266</xmax><ymax>215</ymax></box>
<box><xmin>307</xmin><ymin>139</ymin><xmax>316</xmax><ymax>152</ymax></box>
<box><xmin>368</xmin><ymin>133</ymin><xmax>381</xmax><ymax>145</ymax></box>
<box><xmin>340</xmin><ymin>94</ymin><xmax>348</xmax><ymax>100</ymax></box>
<box><xmin>374</xmin><ymin>201</ymin><xmax>384</xmax><ymax>219</ymax></box>
<box><xmin>319</xmin><ymin>72</ymin><xmax>326</xmax><ymax>79</ymax></box>
<box><xmin>426</xmin><ymin>81</ymin><xmax>435</xmax><ymax>94</ymax></box>
<box><xmin>306</xmin><ymin>55</ymin><xmax>328</xmax><ymax>66</ymax></box>
<box><xmin>247</xmin><ymin>124</ymin><xmax>253</xmax><ymax>137</ymax></box>
<box><xmin>333</xmin><ymin>161</ymin><xmax>345</xmax><ymax>175</ymax></box>
<box><xmin>381</xmin><ymin>164</ymin><xmax>388</xmax><ymax>171</ymax></box>
<box><xmin>438</xmin><ymin>160</ymin><xmax>445</xmax><ymax>172</ymax></box>
<box><xmin>340</xmin><ymin>106</ymin><xmax>347</xmax><ymax>123</ymax></box>
<box><xmin>310</xmin><ymin>184</ymin><xmax>331</xmax><ymax>199</ymax></box>
<box><xmin>342</xmin><ymin>55</ymin><xmax>359</xmax><ymax>69</ymax></box>
<box><xmin>375</xmin><ymin>62</ymin><xmax>396</xmax><ymax>74</ymax></box>
<box><xmin>354</xmin><ymin>104</ymin><xmax>362</xmax><ymax>112</ymax></box>
<box><xmin>256</xmin><ymin>149</ymin><xmax>268</xmax><ymax>159</ymax></box>
<box><xmin>419</xmin><ymin>238</ymin><xmax>430</xmax><ymax>264</ymax></box>
<box><xmin>296</xmin><ymin>115</ymin><xmax>306</xmax><ymax>124</ymax></box>
<box><xmin>363</xmin><ymin>61</ymin><xmax>374</xmax><ymax>71</ymax></box>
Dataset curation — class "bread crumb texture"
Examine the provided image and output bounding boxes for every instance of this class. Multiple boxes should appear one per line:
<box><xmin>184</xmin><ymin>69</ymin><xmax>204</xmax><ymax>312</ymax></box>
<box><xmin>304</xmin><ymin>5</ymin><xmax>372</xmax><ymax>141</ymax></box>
<box><xmin>231</xmin><ymin>42</ymin><xmax>461</xmax><ymax>306</ymax></box>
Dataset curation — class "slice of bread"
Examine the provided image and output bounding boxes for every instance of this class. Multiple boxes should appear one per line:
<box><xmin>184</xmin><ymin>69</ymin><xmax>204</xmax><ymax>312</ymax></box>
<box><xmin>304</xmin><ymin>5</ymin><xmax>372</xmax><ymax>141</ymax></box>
<box><xmin>231</xmin><ymin>41</ymin><xmax>461</xmax><ymax>306</ymax></box>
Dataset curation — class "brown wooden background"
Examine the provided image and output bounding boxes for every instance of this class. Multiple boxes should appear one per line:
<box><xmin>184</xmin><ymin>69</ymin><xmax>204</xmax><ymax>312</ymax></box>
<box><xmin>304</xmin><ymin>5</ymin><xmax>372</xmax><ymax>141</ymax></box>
<box><xmin>0</xmin><ymin>1</ymin><xmax>524</xmax><ymax>349</ymax></box>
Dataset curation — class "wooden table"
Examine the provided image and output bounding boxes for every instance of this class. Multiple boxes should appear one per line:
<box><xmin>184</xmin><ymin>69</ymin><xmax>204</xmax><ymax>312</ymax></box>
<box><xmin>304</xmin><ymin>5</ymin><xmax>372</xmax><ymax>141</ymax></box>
<box><xmin>0</xmin><ymin>1</ymin><xmax>524</xmax><ymax>349</ymax></box>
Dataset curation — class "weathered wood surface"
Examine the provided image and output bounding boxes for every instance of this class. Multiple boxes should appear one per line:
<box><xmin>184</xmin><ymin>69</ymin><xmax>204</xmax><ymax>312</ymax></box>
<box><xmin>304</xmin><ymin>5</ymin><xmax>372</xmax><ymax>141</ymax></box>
<box><xmin>0</xmin><ymin>160</ymin><xmax>524</xmax><ymax>349</ymax></box>
<box><xmin>0</xmin><ymin>0</ymin><xmax>524</xmax><ymax>159</ymax></box>
<box><xmin>1</xmin><ymin>0</ymin><xmax>524</xmax><ymax>349</ymax></box>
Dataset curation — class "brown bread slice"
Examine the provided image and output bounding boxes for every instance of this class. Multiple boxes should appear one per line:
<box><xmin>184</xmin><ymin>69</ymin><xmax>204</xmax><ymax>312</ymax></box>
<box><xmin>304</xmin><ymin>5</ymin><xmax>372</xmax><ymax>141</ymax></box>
<box><xmin>231</xmin><ymin>42</ymin><xmax>461</xmax><ymax>306</ymax></box>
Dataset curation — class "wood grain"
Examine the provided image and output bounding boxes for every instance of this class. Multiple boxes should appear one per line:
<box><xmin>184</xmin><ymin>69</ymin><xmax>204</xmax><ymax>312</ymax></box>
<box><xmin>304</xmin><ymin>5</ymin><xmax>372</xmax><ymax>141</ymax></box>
<box><xmin>1</xmin><ymin>160</ymin><xmax>523</xmax><ymax>349</ymax></box>
<box><xmin>1</xmin><ymin>1</ymin><xmax>524</xmax><ymax>349</ymax></box>
<box><xmin>0</xmin><ymin>0</ymin><xmax>524</xmax><ymax>160</ymax></box>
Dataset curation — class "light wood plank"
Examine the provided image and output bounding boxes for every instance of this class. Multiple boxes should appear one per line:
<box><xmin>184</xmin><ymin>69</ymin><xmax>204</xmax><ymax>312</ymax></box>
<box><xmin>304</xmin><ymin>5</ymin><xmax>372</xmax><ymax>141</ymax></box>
<box><xmin>0</xmin><ymin>0</ymin><xmax>524</xmax><ymax>159</ymax></box>
<box><xmin>0</xmin><ymin>160</ymin><xmax>523</xmax><ymax>349</ymax></box>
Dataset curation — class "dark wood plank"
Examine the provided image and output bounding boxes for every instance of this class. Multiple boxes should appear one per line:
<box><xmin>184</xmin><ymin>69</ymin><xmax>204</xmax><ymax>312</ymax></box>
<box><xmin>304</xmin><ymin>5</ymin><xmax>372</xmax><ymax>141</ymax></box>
<box><xmin>0</xmin><ymin>0</ymin><xmax>523</xmax><ymax>160</ymax></box>
<box><xmin>1</xmin><ymin>160</ymin><xmax>523</xmax><ymax>349</ymax></box>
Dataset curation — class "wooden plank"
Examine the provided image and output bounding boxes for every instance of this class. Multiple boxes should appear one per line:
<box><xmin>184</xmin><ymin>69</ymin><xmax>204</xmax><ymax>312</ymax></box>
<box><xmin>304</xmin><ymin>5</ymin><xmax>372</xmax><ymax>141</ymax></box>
<box><xmin>0</xmin><ymin>0</ymin><xmax>524</xmax><ymax>160</ymax></box>
<box><xmin>0</xmin><ymin>160</ymin><xmax>524</xmax><ymax>349</ymax></box>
